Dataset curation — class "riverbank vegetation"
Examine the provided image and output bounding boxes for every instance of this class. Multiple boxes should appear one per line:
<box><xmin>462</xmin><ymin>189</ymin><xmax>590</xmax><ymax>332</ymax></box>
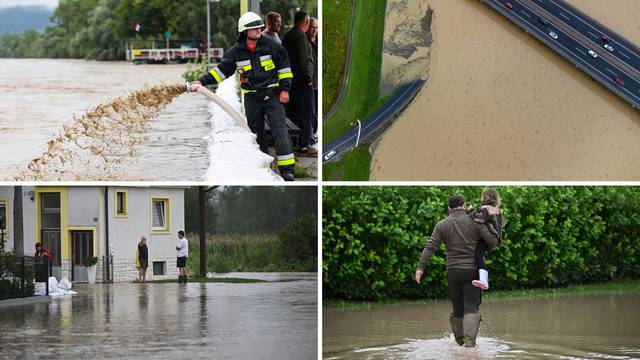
<box><xmin>0</xmin><ymin>0</ymin><xmax>316</xmax><ymax>60</ymax></box>
<box><xmin>324</xmin><ymin>186</ymin><xmax>640</xmax><ymax>301</ymax></box>
<box><xmin>184</xmin><ymin>187</ymin><xmax>317</xmax><ymax>273</ymax></box>
<box><xmin>323</xmin><ymin>0</ymin><xmax>387</xmax><ymax>144</ymax></box>
<box><xmin>324</xmin><ymin>279</ymin><xmax>640</xmax><ymax>309</ymax></box>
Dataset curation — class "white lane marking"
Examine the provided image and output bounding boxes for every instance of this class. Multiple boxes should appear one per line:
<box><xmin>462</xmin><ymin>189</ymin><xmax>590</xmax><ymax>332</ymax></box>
<box><xmin>559</xmin><ymin>12</ymin><xmax>570</xmax><ymax>20</ymax></box>
<box><xmin>520</xmin><ymin>10</ymin><xmax>531</xmax><ymax>18</ymax></box>
<box><xmin>327</xmin><ymin>82</ymin><xmax>422</xmax><ymax>151</ymax></box>
<box><xmin>505</xmin><ymin>1</ymin><xmax>640</xmax><ymax>102</ymax></box>
<box><xmin>548</xmin><ymin>0</ymin><xmax>640</xmax><ymax>59</ymax></box>
<box><xmin>606</xmin><ymin>68</ymin><xmax>617</xmax><ymax>76</ymax></box>
<box><xmin>620</xmin><ymin>52</ymin><xmax>631</xmax><ymax>60</ymax></box>
<box><xmin>587</xmin><ymin>31</ymin><xmax>599</xmax><ymax>39</ymax></box>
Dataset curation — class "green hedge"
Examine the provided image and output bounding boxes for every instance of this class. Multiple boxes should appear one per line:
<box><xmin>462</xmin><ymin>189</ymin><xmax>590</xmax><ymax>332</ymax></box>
<box><xmin>323</xmin><ymin>186</ymin><xmax>640</xmax><ymax>301</ymax></box>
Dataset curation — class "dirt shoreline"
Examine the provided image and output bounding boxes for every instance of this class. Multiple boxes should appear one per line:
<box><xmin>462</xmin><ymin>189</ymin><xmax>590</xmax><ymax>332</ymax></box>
<box><xmin>371</xmin><ymin>0</ymin><xmax>640</xmax><ymax>181</ymax></box>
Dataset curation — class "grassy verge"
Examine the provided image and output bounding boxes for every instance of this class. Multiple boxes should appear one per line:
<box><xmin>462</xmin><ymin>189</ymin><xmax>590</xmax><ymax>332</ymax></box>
<box><xmin>324</xmin><ymin>279</ymin><xmax>640</xmax><ymax>310</ymax></box>
<box><xmin>186</xmin><ymin>233</ymin><xmax>316</xmax><ymax>275</ymax></box>
<box><xmin>323</xmin><ymin>146</ymin><xmax>372</xmax><ymax>181</ymax></box>
<box><xmin>323</xmin><ymin>0</ymin><xmax>388</xmax><ymax>144</ymax></box>
<box><xmin>146</xmin><ymin>277</ymin><xmax>266</xmax><ymax>284</ymax></box>
<box><xmin>322</xmin><ymin>0</ymin><xmax>353</xmax><ymax>115</ymax></box>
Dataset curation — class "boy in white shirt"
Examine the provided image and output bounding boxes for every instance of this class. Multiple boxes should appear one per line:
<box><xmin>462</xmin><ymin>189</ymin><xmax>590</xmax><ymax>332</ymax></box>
<box><xmin>176</xmin><ymin>230</ymin><xmax>189</xmax><ymax>284</ymax></box>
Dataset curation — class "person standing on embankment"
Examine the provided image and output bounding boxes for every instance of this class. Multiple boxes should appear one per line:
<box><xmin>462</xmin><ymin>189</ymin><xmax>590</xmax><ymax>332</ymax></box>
<box><xmin>191</xmin><ymin>12</ymin><xmax>296</xmax><ymax>181</ymax></box>
<box><xmin>415</xmin><ymin>195</ymin><xmax>499</xmax><ymax>348</ymax></box>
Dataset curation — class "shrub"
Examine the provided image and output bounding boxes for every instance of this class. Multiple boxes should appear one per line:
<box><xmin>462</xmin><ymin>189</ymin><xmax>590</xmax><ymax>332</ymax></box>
<box><xmin>323</xmin><ymin>186</ymin><xmax>640</xmax><ymax>301</ymax></box>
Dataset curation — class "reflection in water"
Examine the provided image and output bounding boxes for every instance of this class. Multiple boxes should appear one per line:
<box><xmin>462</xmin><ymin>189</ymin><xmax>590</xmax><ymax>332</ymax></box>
<box><xmin>0</xmin><ymin>273</ymin><xmax>317</xmax><ymax>359</ymax></box>
<box><xmin>324</xmin><ymin>293</ymin><xmax>640</xmax><ymax>359</ymax></box>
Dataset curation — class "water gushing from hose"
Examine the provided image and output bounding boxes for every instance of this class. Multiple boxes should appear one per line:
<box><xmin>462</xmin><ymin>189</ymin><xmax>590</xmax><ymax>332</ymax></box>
<box><xmin>16</xmin><ymin>83</ymin><xmax>186</xmax><ymax>180</ymax></box>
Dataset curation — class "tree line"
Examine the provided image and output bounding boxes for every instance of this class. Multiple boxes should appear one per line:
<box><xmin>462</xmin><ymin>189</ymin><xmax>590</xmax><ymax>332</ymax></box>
<box><xmin>0</xmin><ymin>0</ymin><xmax>317</xmax><ymax>60</ymax></box>
<box><xmin>323</xmin><ymin>186</ymin><xmax>640</xmax><ymax>301</ymax></box>
<box><xmin>185</xmin><ymin>186</ymin><xmax>317</xmax><ymax>235</ymax></box>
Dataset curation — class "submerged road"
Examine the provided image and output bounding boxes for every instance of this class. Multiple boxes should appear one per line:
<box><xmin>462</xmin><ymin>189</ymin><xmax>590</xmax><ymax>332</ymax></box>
<box><xmin>322</xmin><ymin>79</ymin><xmax>424</xmax><ymax>163</ymax></box>
<box><xmin>482</xmin><ymin>0</ymin><xmax>640</xmax><ymax>109</ymax></box>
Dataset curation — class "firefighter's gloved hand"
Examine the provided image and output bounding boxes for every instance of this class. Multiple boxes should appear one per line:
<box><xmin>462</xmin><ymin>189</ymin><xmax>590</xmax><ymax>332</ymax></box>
<box><xmin>279</xmin><ymin>90</ymin><xmax>289</xmax><ymax>104</ymax></box>
<box><xmin>189</xmin><ymin>81</ymin><xmax>203</xmax><ymax>92</ymax></box>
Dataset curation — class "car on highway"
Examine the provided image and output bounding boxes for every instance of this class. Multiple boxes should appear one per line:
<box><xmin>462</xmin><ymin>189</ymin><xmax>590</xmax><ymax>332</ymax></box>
<box><xmin>548</xmin><ymin>31</ymin><xmax>558</xmax><ymax>40</ymax></box>
<box><xmin>604</xmin><ymin>44</ymin><xmax>614</xmax><ymax>52</ymax></box>
<box><xmin>588</xmin><ymin>50</ymin><xmax>598</xmax><ymax>58</ymax></box>
<box><xmin>601</xmin><ymin>35</ymin><xmax>610</xmax><ymax>43</ymax></box>
<box><xmin>324</xmin><ymin>149</ymin><xmax>337</xmax><ymax>161</ymax></box>
<box><xmin>613</xmin><ymin>76</ymin><xmax>625</xmax><ymax>87</ymax></box>
<box><xmin>538</xmin><ymin>18</ymin><xmax>549</xmax><ymax>26</ymax></box>
<box><xmin>505</xmin><ymin>2</ymin><xmax>513</xmax><ymax>9</ymax></box>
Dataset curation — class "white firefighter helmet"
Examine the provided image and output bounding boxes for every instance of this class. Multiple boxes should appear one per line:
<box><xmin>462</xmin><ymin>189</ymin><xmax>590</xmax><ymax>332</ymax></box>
<box><xmin>238</xmin><ymin>12</ymin><xmax>264</xmax><ymax>32</ymax></box>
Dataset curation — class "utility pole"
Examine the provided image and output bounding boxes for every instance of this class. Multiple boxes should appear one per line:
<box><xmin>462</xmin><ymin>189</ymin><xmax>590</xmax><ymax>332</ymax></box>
<box><xmin>198</xmin><ymin>186</ymin><xmax>219</xmax><ymax>278</ymax></box>
<box><xmin>206</xmin><ymin>0</ymin><xmax>211</xmax><ymax>70</ymax></box>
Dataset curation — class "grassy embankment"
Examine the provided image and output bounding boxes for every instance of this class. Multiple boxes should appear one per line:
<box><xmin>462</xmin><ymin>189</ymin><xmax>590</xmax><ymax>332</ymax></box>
<box><xmin>323</xmin><ymin>0</ymin><xmax>387</xmax><ymax>181</ymax></box>
<box><xmin>324</xmin><ymin>279</ymin><xmax>640</xmax><ymax>309</ymax></box>
<box><xmin>185</xmin><ymin>234</ymin><xmax>316</xmax><ymax>275</ymax></box>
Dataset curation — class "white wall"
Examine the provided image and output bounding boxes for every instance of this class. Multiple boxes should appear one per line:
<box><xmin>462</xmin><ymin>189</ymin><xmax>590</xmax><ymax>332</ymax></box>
<box><xmin>0</xmin><ymin>187</ymin><xmax>15</xmax><ymax>252</ymax></box>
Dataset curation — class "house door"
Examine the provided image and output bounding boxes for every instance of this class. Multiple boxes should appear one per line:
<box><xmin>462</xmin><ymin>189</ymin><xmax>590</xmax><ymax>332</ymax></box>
<box><xmin>72</xmin><ymin>231</ymin><xmax>93</xmax><ymax>282</ymax></box>
<box><xmin>40</xmin><ymin>193</ymin><xmax>61</xmax><ymax>279</ymax></box>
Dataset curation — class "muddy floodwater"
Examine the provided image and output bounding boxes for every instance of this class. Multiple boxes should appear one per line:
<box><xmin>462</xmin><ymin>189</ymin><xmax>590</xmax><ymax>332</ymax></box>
<box><xmin>371</xmin><ymin>0</ymin><xmax>640</xmax><ymax>181</ymax></box>
<box><xmin>0</xmin><ymin>59</ymin><xmax>210</xmax><ymax>180</ymax></box>
<box><xmin>324</xmin><ymin>293</ymin><xmax>640</xmax><ymax>359</ymax></box>
<box><xmin>0</xmin><ymin>273</ymin><xmax>317</xmax><ymax>359</ymax></box>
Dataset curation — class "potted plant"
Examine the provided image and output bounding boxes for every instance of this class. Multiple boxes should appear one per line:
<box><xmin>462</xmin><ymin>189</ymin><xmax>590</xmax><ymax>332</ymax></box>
<box><xmin>84</xmin><ymin>256</ymin><xmax>98</xmax><ymax>284</ymax></box>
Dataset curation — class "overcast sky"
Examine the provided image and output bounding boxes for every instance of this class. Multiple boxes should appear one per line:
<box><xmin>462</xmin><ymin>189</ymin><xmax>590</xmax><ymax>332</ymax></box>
<box><xmin>0</xmin><ymin>0</ymin><xmax>59</xmax><ymax>8</ymax></box>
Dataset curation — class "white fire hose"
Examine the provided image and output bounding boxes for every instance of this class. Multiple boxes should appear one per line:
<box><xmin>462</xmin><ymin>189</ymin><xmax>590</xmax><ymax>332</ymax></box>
<box><xmin>186</xmin><ymin>82</ymin><xmax>249</xmax><ymax>130</ymax></box>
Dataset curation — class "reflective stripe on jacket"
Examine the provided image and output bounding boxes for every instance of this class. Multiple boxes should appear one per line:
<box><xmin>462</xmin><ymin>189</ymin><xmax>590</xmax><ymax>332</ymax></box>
<box><xmin>199</xmin><ymin>34</ymin><xmax>293</xmax><ymax>92</ymax></box>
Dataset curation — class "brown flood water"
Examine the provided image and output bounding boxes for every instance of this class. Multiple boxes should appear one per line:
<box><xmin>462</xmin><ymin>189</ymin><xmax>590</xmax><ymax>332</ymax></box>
<box><xmin>0</xmin><ymin>59</ymin><xmax>210</xmax><ymax>180</ymax></box>
<box><xmin>371</xmin><ymin>0</ymin><xmax>640</xmax><ymax>181</ymax></box>
<box><xmin>323</xmin><ymin>293</ymin><xmax>640</xmax><ymax>359</ymax></box>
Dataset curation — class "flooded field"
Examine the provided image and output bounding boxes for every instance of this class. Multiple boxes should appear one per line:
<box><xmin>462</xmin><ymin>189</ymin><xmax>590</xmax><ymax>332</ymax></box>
<box><xmin>0</xmin><ymin>273</ymin><xmax>317</xmax><ymax>359</ymax></box>
<box><xmin>324</xmin><ymin>293</ymin><xmax>640</xmax><ymax>359</ymax></box>
<box><xmin>379</xmin><ymin>0</ymin><xmax>432</xmax><ymax>96</ymax></box>
<box><xmin>0</xmin><ymin>59</ymin><xmax>210</xmax><ymax>180</ymax></box>
<box><xmin>371</xmin><ymin>0</ymin><xmax>640</xmax><ymax>181</ymax></box>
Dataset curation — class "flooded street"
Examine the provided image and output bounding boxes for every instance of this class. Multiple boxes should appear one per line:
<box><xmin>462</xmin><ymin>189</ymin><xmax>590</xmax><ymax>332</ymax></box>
<box><xmin>371</xmin><ymin>0</ymin><xmax>640</xmax><ymax>181</ymax></box>
<box><xmin>0</xmin><ymin>59</ymin><xmax>209</xmax><ymax>180</ymax></box>
<box><xmin>324</xmin><ymin>293</ymin><xmax>640</xmax><ymax>359</ymax></box>
<box><xmin>0</xmin><ymin>273</ymin><xmax>317</xmax><ymax>359</ymax></box>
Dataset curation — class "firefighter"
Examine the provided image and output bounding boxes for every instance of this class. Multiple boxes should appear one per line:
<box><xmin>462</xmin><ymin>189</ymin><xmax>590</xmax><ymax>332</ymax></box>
<box><xmin>191</xmin><ymin>12</ymin><xmax>296</xmax><ymax>181</ymax></box>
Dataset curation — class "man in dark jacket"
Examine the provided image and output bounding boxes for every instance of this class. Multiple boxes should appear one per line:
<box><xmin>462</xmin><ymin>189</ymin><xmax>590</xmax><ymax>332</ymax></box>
<box><xmin>415</xmin><ymin>195</ymin><xmax>499</xmax><ymax>348</ymax></box>
<box><xmin>191</xmin><ymin>12</ymin><xmax>296</xmax><ymax>181</ymax></box>
<box><xmin>282</xmin><ymin>10</ymin><xmax>316</xmax><ymax>157</ymax></box>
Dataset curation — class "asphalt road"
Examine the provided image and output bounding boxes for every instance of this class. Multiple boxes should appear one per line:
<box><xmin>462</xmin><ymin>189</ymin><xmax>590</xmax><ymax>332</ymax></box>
<box><xmin>483</xmin><ymin>0</ymin><xmax>640</xmax><ymax>109</ymax></box>
<box><xmin>322</xmin><ymin>79</ymin><xmax>424</xmax><ymax>163</ymax></box>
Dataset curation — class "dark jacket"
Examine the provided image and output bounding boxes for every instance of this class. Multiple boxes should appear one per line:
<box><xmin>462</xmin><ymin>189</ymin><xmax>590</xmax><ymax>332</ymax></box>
<box><xmin>199</xmin><ymin>33</ymin><xmax>293</xmax><ymax>93</ymax></box>
<box><xmin>138</xmin><ymin>243</ymin><xmax>148</xmax><ymax>262</ymax></box>
<box><xmin>282</xmin><ymin>27</ymin><xmax>314</xmax><ymax>84</ymax></box>
<box><xmin>307</xmin><ymin>34</ymin><xmax>318</xmax><ymax>89</ymax></box>
<box><xmin>417</xmin><ymin>208</ymin><xmax>499</xmax><ymax>271</ymax></box>
<box><xmin>468</xmin><ymin>205</ymin><xmax>504</xmax><ymax>244</ymax></box>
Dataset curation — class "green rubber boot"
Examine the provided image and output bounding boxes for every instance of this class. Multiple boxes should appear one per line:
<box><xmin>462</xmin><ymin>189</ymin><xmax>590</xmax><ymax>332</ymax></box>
<box><xmin>450</xmin><ymin>314</ymin><xmax>465</xmax><ymax>346</ymax></box>
<box><xmin>463</xmin><ymin>313</ymin><xmax>481</xmax><ymax>348</ymax></box>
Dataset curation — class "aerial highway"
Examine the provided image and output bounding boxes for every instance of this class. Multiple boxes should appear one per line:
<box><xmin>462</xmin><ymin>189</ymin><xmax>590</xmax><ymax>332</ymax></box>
<box><xmin>482</xmin><ymin>0</ymin><xmax>640</xmax><ymax>109</ymax></box>
<box><xmin>322</xmin><ymin>79</ymin><xmax>424</xmax><ymax>163</ymax></box>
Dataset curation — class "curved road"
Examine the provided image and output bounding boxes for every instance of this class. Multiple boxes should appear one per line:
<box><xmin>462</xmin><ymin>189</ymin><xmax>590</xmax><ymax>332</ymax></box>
<box><xmin>322</xmin><ymin>79</ymin><xmax>424</xmax><ymax>163</ymax></box>
<box><xmin>482</xmin><ymin>0</ymin><xmax>640</xmax><ymax>109</ymax></box>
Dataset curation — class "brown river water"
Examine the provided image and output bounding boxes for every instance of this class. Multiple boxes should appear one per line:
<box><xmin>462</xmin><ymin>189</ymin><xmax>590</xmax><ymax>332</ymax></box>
<box><xmin>371</xmin><ymin>0</ymin><xmax>640</xmax><ymax>181</ymax></box>
<box><xmin>0</xmin><ymin>59</ymin><xmax>210</xmax><ymax>180</ymax></box>
<box><xmin>324</xmin><ymin>293</ymin><xmax>640</xmax><ymax>359</ymax></box>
